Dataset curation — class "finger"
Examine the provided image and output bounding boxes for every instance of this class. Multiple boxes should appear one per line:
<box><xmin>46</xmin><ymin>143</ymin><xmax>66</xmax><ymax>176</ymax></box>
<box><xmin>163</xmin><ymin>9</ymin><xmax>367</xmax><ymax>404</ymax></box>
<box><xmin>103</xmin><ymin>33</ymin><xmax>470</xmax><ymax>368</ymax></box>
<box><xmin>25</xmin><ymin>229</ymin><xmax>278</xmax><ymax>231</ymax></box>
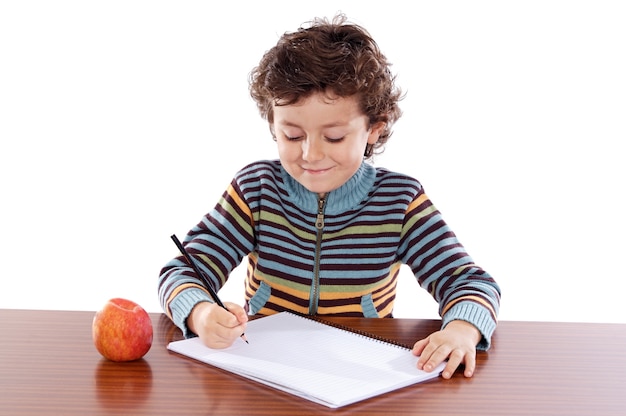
<box><xmin>202</xmin><ymin>324</ymin><xmax>237</xmax><ymax>349</ymax></box>
<box><xmin>421</xmin><ymin>344</ymin><xmax>452</xmax><ymax>373</ymax></box>
<box><xmin>414</xmin><ymin>339</ymin><xmax>434</xmax><ymax>370</ymax></box>
<box><xmin>208</xmin><ymin>321</ymin><xmax>243</xmax><ymax>347</ymax></box>
<box><xmin>441</xmin><ymin>349</ymin><xmax>464</xmax><ymax>379</ymax></box>
<box><xmin>224</xmin><ymin>302</ymin><xmax>249</xmax><ymax>325</ymax></box>
<box><xmin>462</xmin><ymin>349</ymin><xmax>476</xmax><ymax>378</ymax></box>
<box><xmin>214</xmin><ymin>305</ymin><xmax>241</xmax><ymax>328</ymax></box>
<box><xmin>412</xmin><ymin>338</ymin><xmax>428</xmax><ymax>356</ymax></box>
<box><xmin>416</xmin><ymin>342</ymin><xmax>442</xmax><ymax>371</ymax></box>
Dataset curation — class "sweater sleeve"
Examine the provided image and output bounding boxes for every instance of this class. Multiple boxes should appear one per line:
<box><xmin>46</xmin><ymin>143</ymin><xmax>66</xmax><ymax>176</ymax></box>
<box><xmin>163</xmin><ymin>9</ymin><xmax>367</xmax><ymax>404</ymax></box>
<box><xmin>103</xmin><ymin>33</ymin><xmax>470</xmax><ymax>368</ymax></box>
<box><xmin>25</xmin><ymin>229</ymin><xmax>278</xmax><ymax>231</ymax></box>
<box><xmin>398</xmin><ymin>188</ymin><xmax>501</xmax><ymax>350</ymax></box>
<box><xmin>157</xmin><ymin>178</ymin><xmax>256</xmax><ymax>338</ymax></box>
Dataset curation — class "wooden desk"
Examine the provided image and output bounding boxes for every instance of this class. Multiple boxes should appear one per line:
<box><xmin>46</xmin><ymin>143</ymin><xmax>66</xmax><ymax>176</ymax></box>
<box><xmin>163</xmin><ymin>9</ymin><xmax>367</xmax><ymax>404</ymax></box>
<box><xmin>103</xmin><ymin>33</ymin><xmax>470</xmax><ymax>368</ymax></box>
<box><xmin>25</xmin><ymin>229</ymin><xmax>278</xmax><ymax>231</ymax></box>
<box><xmin>0</xmin><ymin>309</ymin><xmax>624</xmax><ymax>415</ymax></box>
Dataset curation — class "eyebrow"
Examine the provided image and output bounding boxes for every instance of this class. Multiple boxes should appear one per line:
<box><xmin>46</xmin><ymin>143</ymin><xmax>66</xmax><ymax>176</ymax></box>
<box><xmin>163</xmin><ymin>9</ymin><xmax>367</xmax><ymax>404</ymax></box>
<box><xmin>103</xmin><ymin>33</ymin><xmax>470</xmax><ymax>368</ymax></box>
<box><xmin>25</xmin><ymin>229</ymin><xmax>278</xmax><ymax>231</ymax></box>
<box><xmin>278</xmin><ymin>120</ymin><xmax>349</xmax><ymax>129</ymax></box>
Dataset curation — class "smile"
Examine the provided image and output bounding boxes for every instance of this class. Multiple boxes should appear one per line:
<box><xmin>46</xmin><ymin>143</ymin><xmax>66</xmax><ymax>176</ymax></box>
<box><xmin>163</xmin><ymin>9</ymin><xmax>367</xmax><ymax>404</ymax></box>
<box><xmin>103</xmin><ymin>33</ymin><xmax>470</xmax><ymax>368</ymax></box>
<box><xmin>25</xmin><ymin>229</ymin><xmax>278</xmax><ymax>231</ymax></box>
<box><xmin>303</xmin><ymin>168</ymin><xmax>331</xmax><ymax>175</ymax></box>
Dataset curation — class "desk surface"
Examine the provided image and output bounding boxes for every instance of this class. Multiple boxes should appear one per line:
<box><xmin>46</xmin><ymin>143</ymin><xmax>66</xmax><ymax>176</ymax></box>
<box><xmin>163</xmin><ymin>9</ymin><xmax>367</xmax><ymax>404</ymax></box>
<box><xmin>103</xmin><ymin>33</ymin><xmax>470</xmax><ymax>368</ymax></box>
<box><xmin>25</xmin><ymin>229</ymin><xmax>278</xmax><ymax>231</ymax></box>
<box><xmin>0</xmin><ymin>309</ymin><xmax>624</xmax><ymax>415</ymax></box>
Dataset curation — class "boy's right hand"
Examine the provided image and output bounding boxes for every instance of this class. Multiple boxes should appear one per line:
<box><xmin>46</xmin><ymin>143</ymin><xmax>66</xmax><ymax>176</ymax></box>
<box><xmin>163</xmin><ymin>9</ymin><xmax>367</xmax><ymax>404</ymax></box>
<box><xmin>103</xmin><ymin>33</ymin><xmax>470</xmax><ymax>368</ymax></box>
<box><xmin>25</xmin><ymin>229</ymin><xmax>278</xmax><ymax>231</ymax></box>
<box><xmin>187</xmin><ymin>301</ymin><xmax>248</xmax><ymax>349</ymax></box>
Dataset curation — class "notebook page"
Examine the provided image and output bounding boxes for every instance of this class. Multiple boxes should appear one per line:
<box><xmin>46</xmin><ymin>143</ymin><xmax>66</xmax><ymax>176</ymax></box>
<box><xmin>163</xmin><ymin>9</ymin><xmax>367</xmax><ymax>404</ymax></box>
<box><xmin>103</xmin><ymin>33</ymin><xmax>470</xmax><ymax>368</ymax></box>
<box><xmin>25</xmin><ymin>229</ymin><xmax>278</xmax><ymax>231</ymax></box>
<box><xmin>167</xmin><ymin>312</ymin><xmax>444</xmax><ymax>408</ymax></box>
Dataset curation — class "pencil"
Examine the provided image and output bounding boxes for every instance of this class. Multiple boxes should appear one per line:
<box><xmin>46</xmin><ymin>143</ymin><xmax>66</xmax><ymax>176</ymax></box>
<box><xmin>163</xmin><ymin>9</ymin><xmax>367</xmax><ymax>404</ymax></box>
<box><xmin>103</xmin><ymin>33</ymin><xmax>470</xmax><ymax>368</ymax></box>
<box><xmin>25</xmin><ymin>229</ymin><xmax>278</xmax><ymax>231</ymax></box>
<box><xmin>170</xmin><ymin>234</ymin><xmax>249</xmax><ymax>344</ymax></box>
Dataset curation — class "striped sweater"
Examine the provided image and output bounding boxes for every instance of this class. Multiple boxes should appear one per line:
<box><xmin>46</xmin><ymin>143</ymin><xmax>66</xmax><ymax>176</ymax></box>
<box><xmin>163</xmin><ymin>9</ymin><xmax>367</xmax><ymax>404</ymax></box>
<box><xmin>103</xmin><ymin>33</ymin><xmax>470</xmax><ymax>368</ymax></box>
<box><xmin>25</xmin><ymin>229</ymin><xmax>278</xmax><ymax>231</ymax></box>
<box><xmin>158</xmin><ymin>160</ymin><xmax>501</xmax><ymax>349</ymax></box>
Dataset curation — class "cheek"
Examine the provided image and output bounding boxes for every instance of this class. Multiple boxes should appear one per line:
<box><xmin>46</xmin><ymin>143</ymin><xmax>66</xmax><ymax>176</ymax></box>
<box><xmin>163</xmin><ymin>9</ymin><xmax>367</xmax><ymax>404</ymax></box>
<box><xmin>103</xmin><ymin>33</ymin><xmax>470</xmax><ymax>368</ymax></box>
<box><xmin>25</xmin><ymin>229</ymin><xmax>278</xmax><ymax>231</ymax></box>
<box><xmin>344</xmin><ymin>136</ymin><xmax>370</xmax><ymax>159</ymax></box>
<box><xmin>276</xmin><ymin>140</ymin><xmax>300</xmax><ymax>161</ymax></box>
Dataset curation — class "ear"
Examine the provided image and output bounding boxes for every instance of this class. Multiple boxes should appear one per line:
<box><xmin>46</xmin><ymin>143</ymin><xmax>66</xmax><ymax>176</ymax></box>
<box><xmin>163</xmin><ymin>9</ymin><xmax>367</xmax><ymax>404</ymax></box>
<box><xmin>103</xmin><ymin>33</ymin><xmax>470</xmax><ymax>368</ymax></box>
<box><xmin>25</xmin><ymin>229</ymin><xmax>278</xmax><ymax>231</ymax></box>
<box><xmin>367</xmin><ymin>121</ymin><xmax>386</xmax><ymax>144</ymax></box>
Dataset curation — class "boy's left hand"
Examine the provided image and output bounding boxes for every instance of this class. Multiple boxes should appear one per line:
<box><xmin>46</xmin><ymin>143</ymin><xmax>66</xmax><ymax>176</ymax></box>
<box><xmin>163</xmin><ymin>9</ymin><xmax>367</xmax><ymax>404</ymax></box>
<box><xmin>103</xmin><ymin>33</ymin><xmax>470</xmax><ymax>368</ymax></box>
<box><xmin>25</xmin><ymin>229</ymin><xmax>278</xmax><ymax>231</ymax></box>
<box><xmin>412</xmin><ymin>320</ymin><xmax>481</xmax><ymax>379</ymax></box>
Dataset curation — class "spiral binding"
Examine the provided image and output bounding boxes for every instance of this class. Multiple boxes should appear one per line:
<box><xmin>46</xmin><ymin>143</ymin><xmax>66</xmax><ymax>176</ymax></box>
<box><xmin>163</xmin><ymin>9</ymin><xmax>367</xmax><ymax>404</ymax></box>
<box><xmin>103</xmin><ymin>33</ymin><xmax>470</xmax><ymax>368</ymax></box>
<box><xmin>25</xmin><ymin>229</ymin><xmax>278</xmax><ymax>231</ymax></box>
<box><xmin>290</xmin><ymin>312</ymin><xmax>412</xmax><ymax>350</ymax></box>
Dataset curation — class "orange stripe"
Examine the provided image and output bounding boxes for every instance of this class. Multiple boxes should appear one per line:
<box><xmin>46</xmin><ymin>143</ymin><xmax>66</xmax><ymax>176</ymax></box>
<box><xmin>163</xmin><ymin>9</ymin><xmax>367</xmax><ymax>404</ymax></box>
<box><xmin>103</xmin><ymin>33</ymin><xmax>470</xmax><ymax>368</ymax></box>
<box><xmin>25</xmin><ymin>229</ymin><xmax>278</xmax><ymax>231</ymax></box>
<box><xmin>406</xmin><ymin>192</ymin><xmax>429</xmax><ymax>214</ymax></box>
<box><xmin>165</xmin><ymin>283</ymin><xmax>210</xmax><ymax>318</ymax></box>
<box><xmin>317</xmin><ymin>304</ymin><xmax>365</xmax><ymax>315</ymax></box>
<box><xmin>224</xmin><ymin>184</ymin><xmax>254</xmax><ymax>228</ymax></box>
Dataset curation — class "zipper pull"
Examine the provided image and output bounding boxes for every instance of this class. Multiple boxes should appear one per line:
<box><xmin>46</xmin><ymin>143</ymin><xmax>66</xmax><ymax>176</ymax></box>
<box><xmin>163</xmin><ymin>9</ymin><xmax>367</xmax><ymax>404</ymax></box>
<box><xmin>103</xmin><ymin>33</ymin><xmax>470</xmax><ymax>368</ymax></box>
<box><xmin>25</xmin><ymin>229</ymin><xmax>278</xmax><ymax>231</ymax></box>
<box><xmin>316</xmin><ymin>197</ymin><xmax>325</xmax><ymax>229</ymax></box>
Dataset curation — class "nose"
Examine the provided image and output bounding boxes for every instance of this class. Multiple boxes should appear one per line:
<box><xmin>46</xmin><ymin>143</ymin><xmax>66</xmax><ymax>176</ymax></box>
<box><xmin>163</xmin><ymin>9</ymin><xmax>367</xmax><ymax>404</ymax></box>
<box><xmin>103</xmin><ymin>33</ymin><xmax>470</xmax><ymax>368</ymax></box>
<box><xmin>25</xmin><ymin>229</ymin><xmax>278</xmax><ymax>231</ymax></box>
<box><xmin>302</xmin><ymin>137</ymin><xmax>324</xmax><ymax>162</ymax></box>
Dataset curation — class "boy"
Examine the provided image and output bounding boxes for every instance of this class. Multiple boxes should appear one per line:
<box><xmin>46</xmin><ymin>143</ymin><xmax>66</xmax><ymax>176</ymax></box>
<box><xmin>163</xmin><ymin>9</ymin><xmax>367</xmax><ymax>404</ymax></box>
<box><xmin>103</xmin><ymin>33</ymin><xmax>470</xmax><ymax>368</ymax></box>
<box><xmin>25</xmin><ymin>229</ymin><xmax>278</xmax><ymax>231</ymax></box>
<box><xmin>159</xmin><ymin>14</ymin><xmax>501</xmax><ymax>379</ymax></box>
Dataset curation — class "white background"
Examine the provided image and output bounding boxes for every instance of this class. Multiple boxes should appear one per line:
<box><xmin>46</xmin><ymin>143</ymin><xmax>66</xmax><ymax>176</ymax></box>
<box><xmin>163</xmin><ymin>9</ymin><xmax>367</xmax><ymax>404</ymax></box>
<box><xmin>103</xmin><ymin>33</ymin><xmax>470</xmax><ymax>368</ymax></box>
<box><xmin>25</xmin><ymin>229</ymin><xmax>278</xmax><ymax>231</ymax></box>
<box><xmin>1</xmin><ymin>1</ymin><xmax>624</xmax><ymax>323</ymax></box>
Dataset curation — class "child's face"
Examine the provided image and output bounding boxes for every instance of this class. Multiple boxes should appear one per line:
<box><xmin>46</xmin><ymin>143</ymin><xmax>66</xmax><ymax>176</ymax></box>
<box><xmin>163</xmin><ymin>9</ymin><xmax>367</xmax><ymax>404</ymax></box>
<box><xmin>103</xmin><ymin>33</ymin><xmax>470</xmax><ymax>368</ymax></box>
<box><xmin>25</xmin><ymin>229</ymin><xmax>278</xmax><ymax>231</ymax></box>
<box><xmin>272</xmin><ymin>92</ymin><xmax>384</xmax><ymax>196</ymax></box>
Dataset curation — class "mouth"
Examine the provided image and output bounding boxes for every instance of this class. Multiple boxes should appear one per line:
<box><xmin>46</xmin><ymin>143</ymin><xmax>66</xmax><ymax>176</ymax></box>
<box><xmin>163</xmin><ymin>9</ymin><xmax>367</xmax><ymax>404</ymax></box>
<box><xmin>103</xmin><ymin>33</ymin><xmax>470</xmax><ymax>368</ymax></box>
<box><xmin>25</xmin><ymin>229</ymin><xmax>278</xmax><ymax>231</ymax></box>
<box><xmin>303</xmin><ymin>168</ymin><xmax>331</xmax><ymax>175</ymax></box>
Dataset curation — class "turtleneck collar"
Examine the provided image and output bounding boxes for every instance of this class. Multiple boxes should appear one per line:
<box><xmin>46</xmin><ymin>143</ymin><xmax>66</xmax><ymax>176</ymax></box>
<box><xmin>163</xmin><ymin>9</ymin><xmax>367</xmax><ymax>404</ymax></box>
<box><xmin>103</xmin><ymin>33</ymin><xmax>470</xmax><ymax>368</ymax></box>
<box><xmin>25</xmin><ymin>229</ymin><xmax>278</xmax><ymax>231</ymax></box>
<box><xmin>281</xmin><ymin>162</ymin><xmax>377</xmax><ymax>214</ymax></box>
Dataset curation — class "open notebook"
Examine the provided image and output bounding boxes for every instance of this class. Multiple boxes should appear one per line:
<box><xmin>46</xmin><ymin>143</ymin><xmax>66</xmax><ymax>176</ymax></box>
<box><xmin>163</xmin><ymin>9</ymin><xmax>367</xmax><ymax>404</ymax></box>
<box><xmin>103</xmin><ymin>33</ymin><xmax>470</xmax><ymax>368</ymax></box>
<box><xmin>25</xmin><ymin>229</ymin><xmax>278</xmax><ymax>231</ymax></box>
<box><xmin>167</xmin><ymin>311</ymin><xmax>444</xmax><ymax>408</ymax></box>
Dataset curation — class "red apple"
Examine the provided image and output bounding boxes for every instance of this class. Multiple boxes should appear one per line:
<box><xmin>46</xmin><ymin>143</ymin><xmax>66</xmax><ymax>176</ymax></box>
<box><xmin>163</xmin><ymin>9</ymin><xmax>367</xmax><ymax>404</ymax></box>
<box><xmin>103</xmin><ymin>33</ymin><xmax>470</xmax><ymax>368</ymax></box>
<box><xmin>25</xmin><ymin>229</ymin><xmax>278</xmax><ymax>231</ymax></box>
<box><xmin>92</xmin><ymin>298</ymin><xmax>153</xmax><ymax>362</ymax></box>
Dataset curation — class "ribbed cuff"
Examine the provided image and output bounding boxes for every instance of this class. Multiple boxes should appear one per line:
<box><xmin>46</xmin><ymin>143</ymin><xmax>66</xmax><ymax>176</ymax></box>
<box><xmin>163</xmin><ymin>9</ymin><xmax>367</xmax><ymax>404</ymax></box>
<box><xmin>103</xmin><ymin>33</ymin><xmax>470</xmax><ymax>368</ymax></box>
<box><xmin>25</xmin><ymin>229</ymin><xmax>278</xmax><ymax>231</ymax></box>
<box><xmin>441</xmin><ymin>301</ymin><xmax>497</xmax><ymax>350</ymax></box>
<box><xmin>169</xmin><ymin>287</ymin><xmax>213</xmax><ymax>338</ymax></box>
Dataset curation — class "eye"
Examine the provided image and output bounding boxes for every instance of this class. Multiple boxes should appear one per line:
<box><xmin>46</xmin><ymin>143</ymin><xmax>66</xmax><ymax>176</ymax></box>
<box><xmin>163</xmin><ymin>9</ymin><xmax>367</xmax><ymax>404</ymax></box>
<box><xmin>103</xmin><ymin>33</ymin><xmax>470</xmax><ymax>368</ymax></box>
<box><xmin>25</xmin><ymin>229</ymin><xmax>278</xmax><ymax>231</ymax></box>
<box><xmin>280</xmin><ymin>130</ymin><xmax>304</xmax><ymax>141</ymax></box>
<box><xmin>325</xmin><ymin>136</ymin><xmax>345</xmax><ymax>143</ymax></box>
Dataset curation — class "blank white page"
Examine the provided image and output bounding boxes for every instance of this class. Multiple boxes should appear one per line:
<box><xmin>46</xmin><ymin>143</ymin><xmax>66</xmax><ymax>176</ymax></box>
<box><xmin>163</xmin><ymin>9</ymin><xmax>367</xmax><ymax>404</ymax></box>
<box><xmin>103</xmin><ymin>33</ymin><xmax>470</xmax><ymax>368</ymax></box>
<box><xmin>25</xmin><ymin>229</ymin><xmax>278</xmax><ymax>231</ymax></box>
<box><xmin>167</xmin><ymin>312</ymin><xmax>444</xmax><ymax>408</ymax></box>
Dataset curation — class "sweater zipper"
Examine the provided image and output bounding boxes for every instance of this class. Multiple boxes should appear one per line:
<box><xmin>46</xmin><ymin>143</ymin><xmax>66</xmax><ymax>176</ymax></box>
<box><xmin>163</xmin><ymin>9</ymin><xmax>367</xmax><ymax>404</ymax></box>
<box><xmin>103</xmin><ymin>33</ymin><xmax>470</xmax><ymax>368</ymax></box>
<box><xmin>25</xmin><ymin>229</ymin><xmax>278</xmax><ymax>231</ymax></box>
<box><xmin>309</xmin><ymin>195</ymin><xmax>326</xmax><ymax>315</ymax></box>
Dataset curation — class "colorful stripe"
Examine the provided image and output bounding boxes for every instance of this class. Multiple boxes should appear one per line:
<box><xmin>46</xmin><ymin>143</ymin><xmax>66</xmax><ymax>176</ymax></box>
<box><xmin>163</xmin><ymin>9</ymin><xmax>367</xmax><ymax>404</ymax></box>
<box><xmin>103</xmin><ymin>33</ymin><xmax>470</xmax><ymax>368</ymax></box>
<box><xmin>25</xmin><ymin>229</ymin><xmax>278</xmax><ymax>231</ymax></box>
<box><xmin>158</xmin><ymin>160</ymin><xmax>500</xmax><ymax>344</ymax></box>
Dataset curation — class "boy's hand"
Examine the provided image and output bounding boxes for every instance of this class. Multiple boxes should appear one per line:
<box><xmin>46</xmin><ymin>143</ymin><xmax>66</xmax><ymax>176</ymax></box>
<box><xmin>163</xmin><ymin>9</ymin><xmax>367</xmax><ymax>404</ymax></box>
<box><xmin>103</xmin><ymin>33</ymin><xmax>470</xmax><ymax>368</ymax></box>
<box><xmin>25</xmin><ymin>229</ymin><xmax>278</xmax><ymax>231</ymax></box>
<box><xmin>187</xmin><ymin>301</ymin><xmax>248</xmax><ymax>349</ymax></box>
<box><xmin>412</xmin><ymin>320</ymin><xmax>481</xmax><ymax>379</ymax></box>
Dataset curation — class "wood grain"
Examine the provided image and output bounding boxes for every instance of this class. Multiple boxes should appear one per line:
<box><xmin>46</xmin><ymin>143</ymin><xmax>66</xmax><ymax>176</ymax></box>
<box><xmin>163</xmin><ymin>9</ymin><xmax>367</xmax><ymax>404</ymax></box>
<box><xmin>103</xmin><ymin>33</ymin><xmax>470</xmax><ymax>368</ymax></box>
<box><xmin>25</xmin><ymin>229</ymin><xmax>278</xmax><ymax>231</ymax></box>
<box><xmin>1</xmin><ymin>309</ymin><xmax>624</xmax><ymax>415</ymax></box>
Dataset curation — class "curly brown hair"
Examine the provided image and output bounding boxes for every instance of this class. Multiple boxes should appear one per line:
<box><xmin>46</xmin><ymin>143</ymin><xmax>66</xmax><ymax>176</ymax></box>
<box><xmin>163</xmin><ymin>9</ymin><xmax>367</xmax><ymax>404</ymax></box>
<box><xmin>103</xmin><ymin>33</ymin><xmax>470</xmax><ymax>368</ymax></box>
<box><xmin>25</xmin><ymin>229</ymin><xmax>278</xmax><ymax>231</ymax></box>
<box><xmin>248</xmin><ymin>14</ymin><xmax>403</xmax><ymax>158</ymax></box>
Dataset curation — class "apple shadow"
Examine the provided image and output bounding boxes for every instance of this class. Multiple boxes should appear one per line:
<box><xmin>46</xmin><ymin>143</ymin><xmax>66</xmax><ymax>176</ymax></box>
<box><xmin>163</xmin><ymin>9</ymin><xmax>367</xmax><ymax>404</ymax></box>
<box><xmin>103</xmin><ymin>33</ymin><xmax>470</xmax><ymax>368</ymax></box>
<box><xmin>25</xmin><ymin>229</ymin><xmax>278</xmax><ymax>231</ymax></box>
<box><xmin>94</xmin><ymin>357</ymin><xmax>153</xmax><ymax>410</ymax></box>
